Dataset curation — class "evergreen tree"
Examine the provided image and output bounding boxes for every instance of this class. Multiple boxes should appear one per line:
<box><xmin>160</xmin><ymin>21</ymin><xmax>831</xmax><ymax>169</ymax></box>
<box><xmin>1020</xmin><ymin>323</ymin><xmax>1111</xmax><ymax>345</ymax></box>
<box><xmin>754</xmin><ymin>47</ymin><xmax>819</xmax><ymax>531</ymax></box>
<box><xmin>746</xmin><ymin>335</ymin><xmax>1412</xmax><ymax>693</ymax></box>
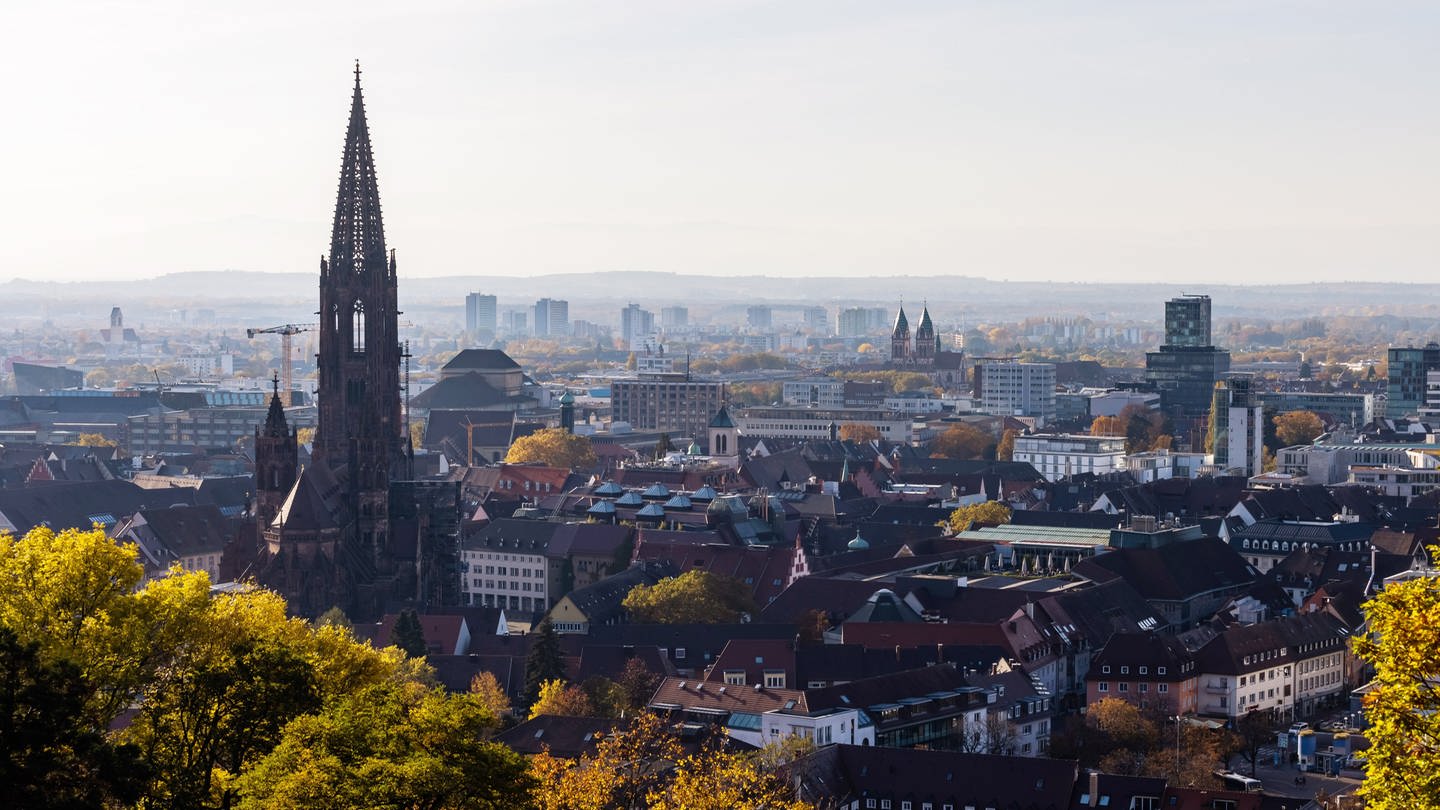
<box><xmin>390</xmin><ymin>610</ymin><xmax>427</xmax><ymax>659</ymax></box>
<box><xmin>523</xmin><ymin>618</ymin><xmax>565</xmax><ymax>708</ymax></box>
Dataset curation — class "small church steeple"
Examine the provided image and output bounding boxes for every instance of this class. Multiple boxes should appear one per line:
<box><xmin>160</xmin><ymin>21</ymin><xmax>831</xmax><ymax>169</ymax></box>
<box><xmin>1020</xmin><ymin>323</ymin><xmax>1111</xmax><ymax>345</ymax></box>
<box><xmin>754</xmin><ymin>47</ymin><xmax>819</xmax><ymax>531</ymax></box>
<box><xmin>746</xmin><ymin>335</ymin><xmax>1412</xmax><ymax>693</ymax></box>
<box><xmin>254</xmin><ymin>372</ymin><xmax>298</xmax><ymax>527</ymax></box>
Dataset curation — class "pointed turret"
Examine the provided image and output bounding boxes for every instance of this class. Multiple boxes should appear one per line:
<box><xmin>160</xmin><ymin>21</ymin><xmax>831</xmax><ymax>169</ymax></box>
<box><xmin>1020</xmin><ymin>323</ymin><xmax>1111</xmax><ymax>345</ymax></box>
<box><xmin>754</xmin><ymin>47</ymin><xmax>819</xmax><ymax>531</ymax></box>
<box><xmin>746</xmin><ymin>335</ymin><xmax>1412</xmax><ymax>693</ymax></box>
<box><xmin>254</xmin><ymin>372</ymin><xmax>299</xmax><ymax>527</ymax></box>
<box><xmin>913</xmin><ymin>304</ymin><xmax>936</xmax><ymax>363</ymax></box>
<box><xmin>262</xmin><ymin>372</ymin><xmax>290</xmax><ymax>438</ymax></box>
<box><xmin>890</xmin><ymin>305</ymin><xmax>912</xmax><ymax>363</ymax></box>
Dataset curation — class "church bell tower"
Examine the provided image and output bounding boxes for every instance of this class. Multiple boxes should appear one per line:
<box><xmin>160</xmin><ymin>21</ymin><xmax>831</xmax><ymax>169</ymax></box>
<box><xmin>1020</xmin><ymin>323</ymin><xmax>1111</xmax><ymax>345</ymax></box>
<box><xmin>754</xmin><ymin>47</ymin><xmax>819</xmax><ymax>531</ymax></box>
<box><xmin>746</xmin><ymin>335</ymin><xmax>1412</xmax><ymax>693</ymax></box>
<box><xmin>311</xmin><ymin>63</ymin><xmax>409</xmax><ymax>560</ymax></box>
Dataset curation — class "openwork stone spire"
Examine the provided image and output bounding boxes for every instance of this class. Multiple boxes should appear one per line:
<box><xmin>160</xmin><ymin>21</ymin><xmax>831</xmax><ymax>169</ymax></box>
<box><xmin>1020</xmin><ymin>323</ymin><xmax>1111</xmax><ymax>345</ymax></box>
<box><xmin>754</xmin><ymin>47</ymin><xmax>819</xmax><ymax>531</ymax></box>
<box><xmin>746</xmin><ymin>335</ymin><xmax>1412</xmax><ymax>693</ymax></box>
<box><xmin>331</xmin><ymin>62</ymin><xmax>388</xmax><ymax>277</ymax></box>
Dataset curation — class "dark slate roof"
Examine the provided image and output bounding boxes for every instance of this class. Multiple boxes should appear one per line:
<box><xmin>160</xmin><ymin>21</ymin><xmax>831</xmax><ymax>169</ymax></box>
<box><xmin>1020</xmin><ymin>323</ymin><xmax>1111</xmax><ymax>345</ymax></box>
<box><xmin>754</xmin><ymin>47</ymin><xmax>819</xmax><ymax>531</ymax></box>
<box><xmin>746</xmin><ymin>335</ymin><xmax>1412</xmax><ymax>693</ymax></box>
<box><xmin>585</xmin><ymin>623</ymin><xmax>797</xmax><ymax>671</ymax></box>
<box><xmin>496</xmin><ymin>715</ymin><xmax>624</xmax><ymax>757</ymax></box>
<box><xmin>794</xmin><ymin>744</ymin><xmax>1079</xmax><ymax>810</ymax></box>
<box><xmin>1074</xmin><ymin>537</ymin><xmax>1258</xmax><ymax>602</ymax></box>
<box><xmin>1012</xmin><ymin>509</ymin><xmax>1126</xmax><ymax>530</ymax></box>
<box><xmin>273</xmin><ymin>467</ymin><xmax>340</xmax><ymax>532</ymax></box>
<box><xmin>559</xmin><ymin>560</ymin><xmax>676</xmax><ymax>625</ymax></box>
<box><xmin>805</xmin><ymin>663</ymin><xmax>971</xmax><ymax>713</ymax></box>
<box><xmin>845</xmin><ymin>589</ymin><xmax>923</xmax><ymax>623</ymax></box>
<box><xmin>1098</xmin><ymin>476</ymin><xmax>1249</xmax><ymax>518</ymax></box>
<box><xmin>410</xmin><ymin>372</ymin><xmax>514</xmax><ymax>410</ymax></box>
<box><xmin>795</xmin><ymin>643</ymin><xmax>1007</xmax><ymax>686</ymax></box>
<box><xmin>1193</xmin><ymin>612</ymin><xmax>1351</xmax><ymax>675</ymax></box>
<box><xmin>0</xmin><ymin>479</ymin><xmax>200</xmax><ymax>534</ymax></box>
<box><xmin>1087</xmin><ymin>632</ymin><xmax>1196</xmax><ymax>681</ymax></box>
<box><xmin>443</xmin><ymin>349</ymin><xmax>521</xmax><ymax>372</ymax></box>
<box><xmin>134</xmin><ymin>503</ymin><xmax>236</xmax><ymax>558</ymax></box>
<box><xmin>1230</xmin><ymin>518</ymin><xmax>1374</xmax><ymax>547</ymax></box>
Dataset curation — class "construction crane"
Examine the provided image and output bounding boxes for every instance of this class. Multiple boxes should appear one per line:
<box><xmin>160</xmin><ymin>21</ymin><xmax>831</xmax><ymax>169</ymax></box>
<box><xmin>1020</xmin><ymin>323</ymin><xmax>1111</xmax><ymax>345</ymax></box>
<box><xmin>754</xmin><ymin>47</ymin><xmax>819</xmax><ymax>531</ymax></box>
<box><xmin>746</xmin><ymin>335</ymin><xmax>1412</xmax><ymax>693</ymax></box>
<box><xmin>245</xmin><ymin>323</ymin><xmax>316</xmax><ymax>407</ymax></box>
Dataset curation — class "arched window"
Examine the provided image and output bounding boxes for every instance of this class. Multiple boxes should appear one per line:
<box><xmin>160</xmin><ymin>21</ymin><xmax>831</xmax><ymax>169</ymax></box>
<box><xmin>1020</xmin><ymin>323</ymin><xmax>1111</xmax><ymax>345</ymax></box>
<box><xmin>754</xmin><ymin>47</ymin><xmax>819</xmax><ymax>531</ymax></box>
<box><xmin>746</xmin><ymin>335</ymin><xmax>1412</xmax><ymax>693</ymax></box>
<box><xmin>353</xmin><ymin>300</ymin><xmax>366</xmax><ymax>353</ymax></box>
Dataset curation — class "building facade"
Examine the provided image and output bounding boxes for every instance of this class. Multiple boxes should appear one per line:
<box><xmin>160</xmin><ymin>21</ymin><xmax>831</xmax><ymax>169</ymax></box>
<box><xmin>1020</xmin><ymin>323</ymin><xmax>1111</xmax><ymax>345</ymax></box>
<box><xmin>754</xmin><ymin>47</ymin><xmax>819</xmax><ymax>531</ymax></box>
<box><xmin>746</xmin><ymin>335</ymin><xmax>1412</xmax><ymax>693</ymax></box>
<box><xmin>1013</xmin><ymin>433</ymin><xmax>1126</xmax><ymax>482</ymax></box>
<box><xmin>1212</xmin><ymin>374</ymin><xmax>1263</xmax><ymax>478</ymax></box>
<box><xmin>1145</xmin><ymin>295</ymin><xmax>1231</xmax><ymax>427</ymax></box>
<box><xmin>465</xmin><ymin>292</ymin><xmax>497</xmax><ymax>337</ymax></box>
<box><xmin>974</xmin><ymin>361</ymin><xmax>1056</xmax><ymax>426</ymax></box>
<box><xmin>1385</xmin><ymin>343</ymin><xmax>1440</xmax><ymax>418</ymax></box>
<box><xmin>610</xmin><ymin>374</ymin><xmax>727</xmax><ymax>437</ymax></box>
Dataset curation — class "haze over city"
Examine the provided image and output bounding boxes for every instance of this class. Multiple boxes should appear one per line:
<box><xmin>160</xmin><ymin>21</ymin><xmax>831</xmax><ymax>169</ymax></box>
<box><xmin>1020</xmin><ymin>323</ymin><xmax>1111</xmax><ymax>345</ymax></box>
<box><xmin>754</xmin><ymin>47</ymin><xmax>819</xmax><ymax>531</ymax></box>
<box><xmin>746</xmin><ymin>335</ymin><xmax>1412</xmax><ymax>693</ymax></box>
<box><xmin>5</xmin><ymin>0</ymin><xmax>1439</xmax><ymax>285</ymax></box>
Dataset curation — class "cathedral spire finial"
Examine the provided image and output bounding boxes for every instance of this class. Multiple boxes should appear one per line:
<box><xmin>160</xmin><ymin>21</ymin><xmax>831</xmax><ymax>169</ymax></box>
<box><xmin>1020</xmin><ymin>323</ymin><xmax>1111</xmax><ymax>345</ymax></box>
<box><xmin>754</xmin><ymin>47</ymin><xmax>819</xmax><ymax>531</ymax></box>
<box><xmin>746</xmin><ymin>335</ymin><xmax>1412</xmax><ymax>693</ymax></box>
<box><xmin>354</xmin><ymin>59</ymin><xmax>361</xmax><ymax>85</ymax></box>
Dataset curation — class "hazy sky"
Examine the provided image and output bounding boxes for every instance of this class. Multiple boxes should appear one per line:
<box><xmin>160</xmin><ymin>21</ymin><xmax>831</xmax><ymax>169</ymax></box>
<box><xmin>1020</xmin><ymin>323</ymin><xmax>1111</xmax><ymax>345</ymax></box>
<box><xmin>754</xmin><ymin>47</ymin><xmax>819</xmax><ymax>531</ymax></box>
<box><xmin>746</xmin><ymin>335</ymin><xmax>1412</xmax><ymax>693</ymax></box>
<box><xmin>3</xmin><ymin>1</ymin><xmax>1438</xmax><ymax>284</ymax></box>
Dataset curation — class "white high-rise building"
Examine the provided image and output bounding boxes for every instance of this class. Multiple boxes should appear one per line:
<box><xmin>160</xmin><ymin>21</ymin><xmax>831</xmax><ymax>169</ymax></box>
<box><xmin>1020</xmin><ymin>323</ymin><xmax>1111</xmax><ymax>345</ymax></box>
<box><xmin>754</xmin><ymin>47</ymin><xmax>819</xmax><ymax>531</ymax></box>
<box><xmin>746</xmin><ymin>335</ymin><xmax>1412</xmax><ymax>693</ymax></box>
<box><xmin>975</xmin><ymin>361</ymin><xmax>1057</xmax><ymax>427</ymax></box>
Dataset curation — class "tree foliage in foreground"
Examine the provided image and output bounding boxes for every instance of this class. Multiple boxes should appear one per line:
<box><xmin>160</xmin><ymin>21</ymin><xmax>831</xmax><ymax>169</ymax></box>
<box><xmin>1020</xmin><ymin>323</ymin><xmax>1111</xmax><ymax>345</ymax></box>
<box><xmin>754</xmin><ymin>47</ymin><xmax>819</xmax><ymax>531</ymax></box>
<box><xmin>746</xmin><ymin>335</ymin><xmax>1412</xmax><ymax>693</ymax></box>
<box><xmin>1355</xmin><ymin>569</ymin><xmax>1440</xmax><ymax>809</ymax></box>
<box><xmin>530</xmin><ymin>712</ymin><xmax>812</xmax><ymax>810</ymax></box>
<box><xmin>0</xmin><ymin>526</ymin><xmax>531</xmax><ymax>809</ymax></box>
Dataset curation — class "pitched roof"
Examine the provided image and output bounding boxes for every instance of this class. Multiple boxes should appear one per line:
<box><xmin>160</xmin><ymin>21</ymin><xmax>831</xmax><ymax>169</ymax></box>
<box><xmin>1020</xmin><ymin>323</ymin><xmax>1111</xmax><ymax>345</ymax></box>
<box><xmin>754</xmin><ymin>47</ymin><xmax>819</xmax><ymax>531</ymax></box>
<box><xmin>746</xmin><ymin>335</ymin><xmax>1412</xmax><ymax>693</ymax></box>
<box><xmin>410</xmin><ymin>372</ymin><xmax>514</xmax><ymax>410</ymax></box>
<box><xmin>272</xmin><ymin>467</ymin><xmax>340</xmax><ymax>532</ymax></box>
<box><xmin>649</xmin><ymin>675</ymin><xmax>806</xmax><ymax>715</ymax></box>
<box><xmin>443</xmin><ymin>349</ymin><xmax>522</xmax><ymax>372</ymax></box>
<box><xmin>495</xmin><ymin>715</ymin><xmax>625</xmax><ymax>757</ymax></box>
<box><xmin>794</xmin><ymin>744</ymin><xmax>1079</xmax><ymax>809</ymax></box>
<box><xmin>1074</xmin><ymin>537</ymin><xmax>1258</xmax><ymax>602</ymax></box>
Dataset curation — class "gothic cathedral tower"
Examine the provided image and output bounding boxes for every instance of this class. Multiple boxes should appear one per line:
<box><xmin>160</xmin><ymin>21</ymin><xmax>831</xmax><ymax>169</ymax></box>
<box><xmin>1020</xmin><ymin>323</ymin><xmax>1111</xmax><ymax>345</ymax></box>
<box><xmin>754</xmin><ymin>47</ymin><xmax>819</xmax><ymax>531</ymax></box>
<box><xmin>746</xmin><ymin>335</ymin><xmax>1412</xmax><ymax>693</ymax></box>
<box><xmin>253</xmin><ymin>374</ymin><xmax>298</xmax><ymax>528</ymax></box>
<box><xmin>312</xmin><ymin>65</ymin><xmax>409</xmax><ymax>560</ymax></box>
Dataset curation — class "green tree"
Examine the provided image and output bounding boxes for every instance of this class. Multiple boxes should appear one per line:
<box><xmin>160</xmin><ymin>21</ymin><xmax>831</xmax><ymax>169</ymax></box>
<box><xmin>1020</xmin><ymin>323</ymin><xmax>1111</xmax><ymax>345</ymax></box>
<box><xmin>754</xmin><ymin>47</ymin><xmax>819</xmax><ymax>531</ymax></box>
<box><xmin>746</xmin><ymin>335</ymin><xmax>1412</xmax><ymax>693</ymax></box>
<box><xmin>234</xmin><ymin>681</ymin><xmax>532</xmax><ymax>810</ymax></box>
<box><xmin>622</xmin><ymin>570</ymin><xmax>759</xmax><ymax>624</ymax></box>
<box><xmin>0</xmin><ymin>627</ymin><xmax>149</xmax><ymax>808</ymax></box>
<box><xmin>390</xmin><ymin>609</ymin><xmax>428</xmax><ymax>659</ymax></box>
<box><xmin>523</xmin><ymin>618</ymin><xmax>566</xmax><ymax>708</ymax></box>
<box><xmin>615</xmin><ymin>656</ymin><xmax>662</xmax><ymax>712</ymax></box>
<box><xmin>943</xmin><ymin>501</ymin><xmax>1013</xmax><ymax>533</ymax></box>
<box><xmin>316</xmin><ymin>606</ymin><xmax>351</xmax><ymax>630</ymax></box>
<box><xmin>1355</xmin><ymin>568</ymin><xmax>1440</xmax><ymax>809</ymax></box>
<box><xmin>504</xmin><ymin>428</ymin><xmax>598</xmax><ymax>469</ymax></box>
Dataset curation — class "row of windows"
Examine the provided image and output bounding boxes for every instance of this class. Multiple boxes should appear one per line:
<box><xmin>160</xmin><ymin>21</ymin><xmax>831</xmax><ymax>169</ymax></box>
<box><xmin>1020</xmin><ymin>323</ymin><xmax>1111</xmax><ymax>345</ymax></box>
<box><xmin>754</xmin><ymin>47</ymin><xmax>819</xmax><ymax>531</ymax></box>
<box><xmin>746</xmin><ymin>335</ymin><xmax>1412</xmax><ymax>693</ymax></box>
<box><xmin>1096</xmin><ymin>682</ymin><xmax>1169</xmax><ymax>694</ymax></box>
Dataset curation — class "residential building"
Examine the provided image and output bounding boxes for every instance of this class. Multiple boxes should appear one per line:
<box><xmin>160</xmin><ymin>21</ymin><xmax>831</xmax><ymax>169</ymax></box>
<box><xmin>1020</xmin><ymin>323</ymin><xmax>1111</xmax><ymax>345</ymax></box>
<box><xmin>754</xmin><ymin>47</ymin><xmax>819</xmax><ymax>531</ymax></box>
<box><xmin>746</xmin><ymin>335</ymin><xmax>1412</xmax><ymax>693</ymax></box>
<box><xmin>1145</xmin><ymin>295</ymin><xmax>1231</xmax><ymax>427</ymax></box>
<box><xmin>620</xmin><ymin>304</ymin><xmax>656</xmax><ymax>350</ymax></box>
<box><xmin>802</xmin><ymin>306</ymin><xmax>828</xmax><ymax>332</ymax></box>
<box><xmin>1212</xmin><ymin>374</ymin><xmax>1263</xmax><ymax>478</ymax></box>
<box><xmin>465</xmin><ymin>292</ymin><xmax>497</xmax><ymax>337</ymax></box>
<box><xmin>660</xmin><ymin>306</ymin><xmax>688</xmax><ymax>329</ymax></box>
<box><xmin>1123</xmin><ymin>449</ymin><xmax>1212</xmax><ymax>483</ymax></box>
<box><xmin>973</xmin><ymin>360</ymin><xmax>1056</xmax><ymax>426</ymax></box>
<box><xmin>1193</xmin><ymin>612</ymin><xmax>1353</xmax><ymax>722</ymax></box>
<box><xmin>610</xmin><ymin>374</ymin><xmax>726</xmax><ymax>436</ymax></box>
<box><xmin>1086</xmin><ymin>633</ymin><xmax>1200</xmax><ymax>715</ymax></box>
<box><xmin>836</xmin><ymin>307</ymin><xmax>870</xmax><ymax>337</ymax></box>
<box><xmin>1228</xmin><ymin>519</ymin><xmax>1374</xmax><ymax>575</ymax></box>
<box><xmin>747</xmin><ymin>305</ymin><xmax>773</xmax><ymax>329</ymax></box>
<box><xmin>532</xmin><ymin>298</ymin><xmax>569</xmax><ymax>337</ymax></box>
<box><xmin>1385</xmin><ymin>343</ymin><xmax>1440</xmax><ymax>418</ymax></box>
<box><xmin>1012</xmin><ymin>433</ymin><xmax>1126</xmax><ymax>482</ymax></box>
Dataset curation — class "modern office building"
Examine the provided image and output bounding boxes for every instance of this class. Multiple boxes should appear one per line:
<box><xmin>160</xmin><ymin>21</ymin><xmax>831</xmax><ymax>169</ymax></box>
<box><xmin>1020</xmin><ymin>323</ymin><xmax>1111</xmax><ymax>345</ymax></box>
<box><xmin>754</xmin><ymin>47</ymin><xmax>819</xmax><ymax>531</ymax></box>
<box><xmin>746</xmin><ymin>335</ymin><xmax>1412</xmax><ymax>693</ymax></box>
<box><xmin>1012</xmin><ymin>433</ymin><xmax>1127</xmax><ymax>482</ymax></box>
<box><xmin>1257</xmin><ymin>391</ymin><xmax>1374</xmax><ymax>428</ymax></box>
<box><xmin>803</xmin><ymin>306</ymin><xmax>828</xmax><ymax>332</ymax></box>
<box><xmin>973</xmin><ymin>360</ymin><xmax>1057</xmax><ymax>427</ymax></box>
<box><xmin>609</xmin><ymin>374</ymin><xmax>726</xmax><ymax>436</ymax></box>
<box><xmin>465</xmin><ymin>292</ymin><xmax>497</xmax><ymax>337</ymax></box>
<box><xmin>1144</xmin><ymin>295</ymin><xmax>1230</xmax><ymax>428</ymax></box>
<box><xmin>1385</xmin><ymin>343</ymin><xmax>1440</xmax><ymax>418</ymax></box>
<box><xmin>1211</xmin><ymin>374</ymin><xmax>1263</xmax><ymax>478</ymax></box>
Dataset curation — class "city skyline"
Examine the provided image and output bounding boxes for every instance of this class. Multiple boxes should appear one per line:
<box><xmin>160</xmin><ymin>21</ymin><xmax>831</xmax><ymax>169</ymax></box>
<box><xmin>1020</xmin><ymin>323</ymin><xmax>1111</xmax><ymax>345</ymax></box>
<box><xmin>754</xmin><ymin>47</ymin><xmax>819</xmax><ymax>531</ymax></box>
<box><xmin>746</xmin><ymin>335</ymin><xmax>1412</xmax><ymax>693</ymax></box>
<box><xmin>4</xmin><ymin>1</ymin><xmax>1439</xmax><ymax>285</ymax></box>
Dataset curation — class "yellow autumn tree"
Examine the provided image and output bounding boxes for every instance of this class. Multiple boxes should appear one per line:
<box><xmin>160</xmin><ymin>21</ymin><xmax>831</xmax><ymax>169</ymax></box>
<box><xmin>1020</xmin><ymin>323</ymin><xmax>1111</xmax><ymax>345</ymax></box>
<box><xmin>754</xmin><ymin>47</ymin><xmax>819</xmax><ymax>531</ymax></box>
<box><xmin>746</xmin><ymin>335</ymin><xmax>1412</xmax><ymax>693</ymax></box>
<box><xmin>1273</xmin><ymin>409</ymin><xmax>1325</xmax><ymax>447</ymax></box>
<box><xmin>528</xmin><ymin>678</ymin><xmax>596</xmax><ymax>720</ymax></box>
<box><xmin>1355</xmin><ymin>567</ymin><xmax>1440</xmax><ymax>809</ymax></box>
<box><xmin>928</xmin><ymin>423</ymin><xmax>994</xmax><ymax>460</ymax></box>
<box><xmin>944</xmin><ymin>501</ymin><xmax>1012</xmax><ymax>533</ymax></box>
<box><xmin>1090</xmin><ymin>415</ymin><xmax>1125</xmax><ymax>436</ymax></box>
<box><xmin>622</xmin><ymin>570</ymin><xmax>758</xmax><ymax>624</ymax></box>
<box><xmin>504</xmin><ymin>428</ymin><xmax>597</xmax><ymax>469</ymax></box>
<box><xmin>838</xmin><ymin>422</ymin><xmax>881</xmax><ymax>442</ymax></box>
<box><xmin>996</xmin><ymin>429</ymin><xmax>1018</xmax><ymax>462</ymax></box>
